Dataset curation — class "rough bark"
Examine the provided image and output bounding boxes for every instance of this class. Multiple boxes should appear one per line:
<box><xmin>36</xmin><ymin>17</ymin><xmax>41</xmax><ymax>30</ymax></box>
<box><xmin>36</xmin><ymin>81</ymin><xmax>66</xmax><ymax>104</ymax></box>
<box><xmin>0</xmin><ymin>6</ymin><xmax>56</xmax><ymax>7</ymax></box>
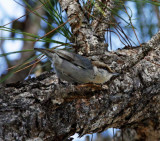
<box><xmin>0</xmin><ymin>30</ymin><xmax>160</xmax><ymax>141</ymax></box>
<box><xmin>59</xmin><ymin>0</ymin><xmax>115</xmax><ymax>55</ymax></box>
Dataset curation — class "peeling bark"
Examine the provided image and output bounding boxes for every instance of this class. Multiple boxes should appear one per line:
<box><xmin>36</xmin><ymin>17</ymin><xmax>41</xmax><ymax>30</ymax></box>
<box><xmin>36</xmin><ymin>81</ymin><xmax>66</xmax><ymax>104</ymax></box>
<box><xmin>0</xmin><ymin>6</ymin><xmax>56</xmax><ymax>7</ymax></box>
<box><xmin>59</xmin><ymin>0</ymin><xmax>115</xmax><ymax>55</ymax></box>
<box><xmin>0</xmin><ymin>30</ymin><xmax>160</xmax><ymax>140</ymax></box>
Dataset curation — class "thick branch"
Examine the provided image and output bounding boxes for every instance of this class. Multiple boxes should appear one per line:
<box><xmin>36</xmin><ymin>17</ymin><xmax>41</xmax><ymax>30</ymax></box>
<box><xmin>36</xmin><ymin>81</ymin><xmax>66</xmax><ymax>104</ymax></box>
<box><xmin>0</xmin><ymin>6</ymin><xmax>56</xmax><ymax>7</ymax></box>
<box><xmin>0</xmin><ymin>31</ymin><xmax>160</xmax><ymax>140</ymax></box>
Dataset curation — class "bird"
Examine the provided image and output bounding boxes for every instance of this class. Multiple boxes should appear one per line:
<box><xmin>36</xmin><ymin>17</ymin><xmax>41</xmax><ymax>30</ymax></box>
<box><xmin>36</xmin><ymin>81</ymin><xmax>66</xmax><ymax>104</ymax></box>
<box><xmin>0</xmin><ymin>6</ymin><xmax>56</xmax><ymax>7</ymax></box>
<box><xmin>34</xmin><ymin>48</ymin><xmax>119</xmax><ymax>84</ymax></box>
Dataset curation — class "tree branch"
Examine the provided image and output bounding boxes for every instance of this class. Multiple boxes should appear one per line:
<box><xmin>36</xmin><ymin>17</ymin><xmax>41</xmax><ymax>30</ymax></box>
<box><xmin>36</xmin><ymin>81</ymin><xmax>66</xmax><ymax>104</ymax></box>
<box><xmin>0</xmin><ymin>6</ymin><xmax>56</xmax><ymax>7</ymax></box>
<box><xmin>0</xmin><ymin>31</ymin><xmax>160</xmax><ymax>141</ymax></box>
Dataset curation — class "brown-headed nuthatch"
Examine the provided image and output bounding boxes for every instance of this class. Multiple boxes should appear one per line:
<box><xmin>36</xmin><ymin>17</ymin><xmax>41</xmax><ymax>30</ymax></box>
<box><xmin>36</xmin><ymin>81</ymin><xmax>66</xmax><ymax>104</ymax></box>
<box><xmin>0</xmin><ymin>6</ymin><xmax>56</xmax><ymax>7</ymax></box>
<box><xmin>34</xmin><ymin>48</ymin><xmax>118</xmax><ymax>84</ymax></box>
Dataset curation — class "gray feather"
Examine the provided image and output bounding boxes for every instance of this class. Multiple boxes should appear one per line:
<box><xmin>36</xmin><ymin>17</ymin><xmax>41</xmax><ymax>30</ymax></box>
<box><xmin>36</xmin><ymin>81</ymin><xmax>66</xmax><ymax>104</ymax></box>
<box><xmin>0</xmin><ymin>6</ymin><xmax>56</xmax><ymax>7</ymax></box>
<box><xmin>54</xmin><ymin>50</ymin><xmax>93</xmax><ymax>69</ymax></box>
<box><xmin>34</xmin><ymin>48</ymin><xmax>93</xmax><ymax>70</ymax></box>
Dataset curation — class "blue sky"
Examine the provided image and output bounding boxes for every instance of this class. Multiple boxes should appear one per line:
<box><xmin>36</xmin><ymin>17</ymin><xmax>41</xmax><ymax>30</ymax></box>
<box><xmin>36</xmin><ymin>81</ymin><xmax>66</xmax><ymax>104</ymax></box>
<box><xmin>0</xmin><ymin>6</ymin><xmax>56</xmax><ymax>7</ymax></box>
<box><xmin>0</xmin><ymin>0</ymin><xmax>25</xmax><ymax>75</ymax></box>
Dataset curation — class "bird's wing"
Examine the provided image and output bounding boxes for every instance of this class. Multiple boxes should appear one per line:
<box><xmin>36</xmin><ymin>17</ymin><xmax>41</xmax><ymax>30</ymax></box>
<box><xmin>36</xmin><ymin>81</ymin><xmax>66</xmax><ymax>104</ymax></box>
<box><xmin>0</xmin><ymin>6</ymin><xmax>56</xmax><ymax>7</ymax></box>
<box><xmin>34</xmin><ymin>48</ymin><xmax>93</xmax><ymax>70</ymax></box>
<box><xmin>55</xmin><ymin>50</ymin><xmax>93</xmax><ymax>69</ymax></box>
